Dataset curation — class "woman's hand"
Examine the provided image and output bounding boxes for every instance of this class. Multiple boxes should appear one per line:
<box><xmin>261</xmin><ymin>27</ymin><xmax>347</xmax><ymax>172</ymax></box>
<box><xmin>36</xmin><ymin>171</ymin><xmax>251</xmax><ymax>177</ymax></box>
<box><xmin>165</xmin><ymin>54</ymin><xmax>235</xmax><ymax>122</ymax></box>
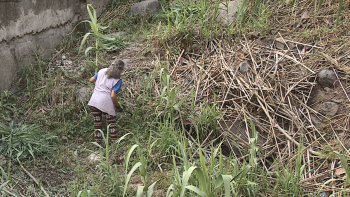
<box><xmin>115</xmin><ymin>105</ymin><xmax>123</xmax><ymax>112</ymax></box>
<box><xmin>90</xmin><ymin>77</ymin><xmax>96</xmax><ymax>83</ymax></box>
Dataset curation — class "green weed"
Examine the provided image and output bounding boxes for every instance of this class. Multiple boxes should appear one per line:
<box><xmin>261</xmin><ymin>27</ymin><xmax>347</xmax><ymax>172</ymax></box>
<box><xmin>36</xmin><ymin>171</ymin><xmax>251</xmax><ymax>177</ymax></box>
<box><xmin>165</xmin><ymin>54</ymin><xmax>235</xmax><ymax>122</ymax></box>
<box><xmin>0</xmin><ymin>121</ymin><xmax>56</xmax><ymax>160</ymax></box>
<box><xmin>79</xmin><ymin>4</ymin><xmax>125</xmax><ymax>72</ymax></box>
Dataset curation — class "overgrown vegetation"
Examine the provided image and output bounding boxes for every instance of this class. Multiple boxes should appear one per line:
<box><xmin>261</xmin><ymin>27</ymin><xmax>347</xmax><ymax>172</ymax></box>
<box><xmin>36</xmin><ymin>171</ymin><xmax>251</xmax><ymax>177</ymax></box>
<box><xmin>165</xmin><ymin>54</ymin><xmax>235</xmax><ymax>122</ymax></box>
<box><xmin>1</xmin><ymin>0</ymin><xmax>350</xmax><ymax>196</ymax></box>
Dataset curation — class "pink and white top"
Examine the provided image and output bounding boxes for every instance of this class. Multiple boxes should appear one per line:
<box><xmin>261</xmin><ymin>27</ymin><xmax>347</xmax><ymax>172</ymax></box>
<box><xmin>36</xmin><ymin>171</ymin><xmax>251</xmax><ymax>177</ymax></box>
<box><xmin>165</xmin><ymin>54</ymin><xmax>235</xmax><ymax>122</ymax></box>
<box><xmin>88</xmin><ymin>68</ymin><xmax>120</xmax><ymax>116</ymax></box>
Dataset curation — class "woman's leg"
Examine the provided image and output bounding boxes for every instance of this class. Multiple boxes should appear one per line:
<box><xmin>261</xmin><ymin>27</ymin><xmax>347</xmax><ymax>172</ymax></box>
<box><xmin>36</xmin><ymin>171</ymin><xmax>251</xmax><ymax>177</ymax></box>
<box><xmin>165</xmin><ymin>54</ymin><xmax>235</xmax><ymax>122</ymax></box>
<box><xmin>105</xmin><ymin>113</ymin><xmax>118</xmax><ymax>143</ymax></box>
<box><xmin>89</xmin><ymin>106</ymin><xmax>103</xmax><ymax>144</ymax></box>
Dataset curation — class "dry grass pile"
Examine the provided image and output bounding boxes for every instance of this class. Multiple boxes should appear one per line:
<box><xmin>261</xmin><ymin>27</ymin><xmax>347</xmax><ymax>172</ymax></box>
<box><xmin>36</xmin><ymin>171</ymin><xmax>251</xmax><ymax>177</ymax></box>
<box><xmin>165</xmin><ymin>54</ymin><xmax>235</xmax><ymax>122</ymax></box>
<box><xmin>165</xmin><ymin>33</ymin><xmax>350</xmax><ymax>191</ymax></box>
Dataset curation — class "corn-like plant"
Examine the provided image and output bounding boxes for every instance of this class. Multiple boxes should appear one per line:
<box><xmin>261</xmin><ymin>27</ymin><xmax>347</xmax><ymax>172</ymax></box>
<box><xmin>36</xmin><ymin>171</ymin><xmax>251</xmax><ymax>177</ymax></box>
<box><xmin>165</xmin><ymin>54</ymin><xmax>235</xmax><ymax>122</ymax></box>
<box><xmin>79</xmin><ymin>4</ymin><xmax>124</xmax><ymax>72</ymax></box>
<box><xmin>158</xmin><ymin>63</ymin><xmax>187</xmax><ymax>126</ymax></box>
<box><xmin>123</xmin><ymin>136</ymin><xmax>158</xmax><ymax>197</ymax></box>
<box><xmin>91</xmin><ymin>127</ymin><xmax>130</xmax><ymax>196</ymax></box>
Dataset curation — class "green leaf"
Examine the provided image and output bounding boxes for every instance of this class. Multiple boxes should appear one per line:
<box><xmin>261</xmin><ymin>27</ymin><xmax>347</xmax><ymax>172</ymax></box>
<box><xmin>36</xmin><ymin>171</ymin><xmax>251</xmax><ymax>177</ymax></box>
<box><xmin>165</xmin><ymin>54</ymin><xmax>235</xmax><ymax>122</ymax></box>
<box><xmin>125</xmin><ymin>144</ymin><xmax>139</xmax><ymax>171</ymax></box>
<box><xmin>336</xmin><ymin>151</ymin><xmax>350</xmax><ymax>184</ymax></box>
<box><xmin>84</xmin><ymin>47</ymin><xmax>95</xmax><ymax>56</ymax></box>
<box><xmin>317</xmin><ymin>0</ymin><xmax>324</xmax><ymax>12</ymax></box>
<box><xmin>87</xmin><ymin>4</ymin><xmax>97</xmax><ymax>28</ymax></box>
<box><xmin>79</xmin><ymin>33</ymin><xmax>92</xmax><ymax>53</ymax></box>
<box><xmin>335</xmin><ymin>0</ymin><xmax>343</xmax><ymax>26</ymax></box>
<box><xmin>136</xmin><ymin>186</ymin><xmax>145</xmax><ymax>197</ymax></box>
<box><xmin>147</xmin><ymin>180</ymin><xmax>159</xmax><ymax>197</ymax></box>
<box><xmin>222</xmin><ymin>175</ymin><xmax>233</xmax><ymax>197</ymax></box>
<box><xmin>194</xmin><ymin>168</ymin><xmax>206</xmax><ymax>191</ymax></box>
<box><xmin>97</xmin><ymin>33</ymin><xmax>116</xmax><ymax>41</ymax></box>
<box><xmin>185</xmin><ymin>185</ymin><xmax>206</xmax><ymax>196</ymax></box>
<box><xmin>180</xmin><ymin>166</ymin><xmax>197</xmax><ymax>197</ymax></box>
<box><xmin>123</xmin><ymin>162</ymin><xmax>142</xmax><ymax>197</ymax></box>
<box><xmin>166</xmin><ymin>184</ymin><xmax>174</xmax><ymax>197</ymax></box>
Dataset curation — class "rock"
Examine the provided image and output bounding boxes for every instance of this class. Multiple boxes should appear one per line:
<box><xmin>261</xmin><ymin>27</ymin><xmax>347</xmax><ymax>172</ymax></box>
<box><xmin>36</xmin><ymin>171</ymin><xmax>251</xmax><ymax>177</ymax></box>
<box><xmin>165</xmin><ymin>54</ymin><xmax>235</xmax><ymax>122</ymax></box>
<box><xmin>287</xmin><ymin>42</ymin><xmax>296</xmax><ymax>49</ymax></box>
<box><xmin>256</xmin><ymin>37</ymin><xmax>275</xmax><ymax>47</ymax></box>
<box><xmin>317</xmin><ymin>69</ymin><xmax>336</xmax><ymax>88</ymax></box>
<box><xmin>0</xmin><ymin>155</ymin><xmax>7</xmax><ymax>166</ymax></box>
<box><xmin>318</xmin><ymin>102</ymin><xmax>339</xmax><ymax>117</ymax></box>
<box><xmin>216</xmin><ymin>0</ymin><xmax>243</xmax><ymax>25</ymax></box>
<box><xmin>239</xmin><ymin>61</ymin><xmax>250</xmax><ymax>73</ymax></box>
<box><xmin>275</xmin><ymin>37</ymin><xmax>286</xmax><ymax>50</ymax></box>
<box><xmin>319</xmin><ymin>192</ymin><xmax>327</xmax><ymax>197</ymax></box>
<box><xmin>129</xmin><ymin>0</ymin><xmax>161</xmax><ymax>16</ymax></box>
<box><xmin>248</xmin><ymin>31</ymin><xmax>259</xmax><ymax>39</ymax></box>
<box><xmin>87</xmin><ymin>152</ymin><xmax>101</xmax><ymax>163</ymax></box>
<box><xmin>308</xmin><ymin>89</ymin><xmax>324</xmax><ymax>105</ymax></box>
<box><xmin>310</xmin><ymin>114</ymin><xmax>323</xmax><ymax>128</ymax></box>
<box><xmin>77</xmin><ymin>87</ymin><xmax>93</xmax><ymax>102</ymax></box>
<box><xmin>301</xmin><ymin>11</ymin><xmax>309</xmax><ymax>19</ymax></box>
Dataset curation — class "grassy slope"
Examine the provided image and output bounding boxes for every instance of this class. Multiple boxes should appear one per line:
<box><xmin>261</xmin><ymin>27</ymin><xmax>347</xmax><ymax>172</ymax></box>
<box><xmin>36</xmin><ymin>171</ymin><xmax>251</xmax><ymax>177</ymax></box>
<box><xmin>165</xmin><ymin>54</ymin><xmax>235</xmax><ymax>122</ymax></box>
<box><xmin>1</xmin><ymin>0</ymin><xmax>350</xmax><ymax>196</ymax></box>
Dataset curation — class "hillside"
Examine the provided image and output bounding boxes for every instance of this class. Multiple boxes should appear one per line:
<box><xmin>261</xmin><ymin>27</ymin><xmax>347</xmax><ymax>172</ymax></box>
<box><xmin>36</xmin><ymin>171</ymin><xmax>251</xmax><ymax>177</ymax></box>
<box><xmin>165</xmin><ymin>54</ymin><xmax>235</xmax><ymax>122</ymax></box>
<box><xmin>1</xmin><ymin>0</ymin><xmax>350</xmax><ymax>196</ymax></box>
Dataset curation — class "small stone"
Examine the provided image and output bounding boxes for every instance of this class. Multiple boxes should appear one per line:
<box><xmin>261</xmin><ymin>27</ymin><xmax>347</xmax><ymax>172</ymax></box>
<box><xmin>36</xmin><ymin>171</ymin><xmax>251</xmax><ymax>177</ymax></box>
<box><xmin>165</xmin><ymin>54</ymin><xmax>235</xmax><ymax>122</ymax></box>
<box><xmin>129</xmin><ymin>0</ymin><xmax>161</xmax><ymax>16</ymax></box>
<box><xmin>310</xmin><ymin>114</ymin><xmax>323</xmax><ymax>128</ymax></box>
<box><xmin>318</xmin><ymin>102</ymin><xmax>339</xmax><ymax>117</ymax></box>
<box><xmin>239</xmin><ymin>61</ymin><xmax>250</xmax><ymax>73</ymax></box>
<box><xmin>87</xmin><ymin>152</ymin><xmax>101</xmax><ymax>163</ymax></box>
<box><xmin>62</xmin><ymin>55</ymin><xmax>66</xmax><ymax>60</ymax></box>
<box><xmin>319</xmin><ymin>192</ymin><xmax>327</xmax><ymax>197</ymax></box>
<box><xmin>77</xmin><ymin>87</ymin><xmax>93</xmax><ymax>102</ymax></box>
<box><xmin>248</xmin><ymin>31</ymin><xmax>259</xmax><ymax>39</ymax></box>
<box><xmin>216</xmin><ymin>0</ymin><xmax>243</xmax><ymax>25</ymax></box>
<box><xmin>275</xmin><ymin>37</ymin><xmax>286</xmax><ymax>50</ymax></box>
<box><xmin>301</xmin><ymin>11</ymin><xmax>309</xmax><ymax>19</ymax></box>
<box><xmin>287</xmin><ymin>42</ymin><xmax>296</xmax><ymax>49</ymax></box>
<box><xmin>308</xmin><ymin>89</ymin><xmax>324</xmax><ymax>105</ymax></box>
<box><xmin>317</xmin><ymin>69</ymin><xmax>336</xmax><ymax>88</ymax></box>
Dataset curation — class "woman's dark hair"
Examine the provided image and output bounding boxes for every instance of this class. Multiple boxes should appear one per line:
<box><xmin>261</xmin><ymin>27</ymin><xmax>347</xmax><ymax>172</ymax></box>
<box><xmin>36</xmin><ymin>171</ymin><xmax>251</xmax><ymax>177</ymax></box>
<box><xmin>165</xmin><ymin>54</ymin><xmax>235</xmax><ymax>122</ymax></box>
<box><xmin>106</xmin><ymin>59</ymin><xmax>125</xmax><ymax>79</ymax></box>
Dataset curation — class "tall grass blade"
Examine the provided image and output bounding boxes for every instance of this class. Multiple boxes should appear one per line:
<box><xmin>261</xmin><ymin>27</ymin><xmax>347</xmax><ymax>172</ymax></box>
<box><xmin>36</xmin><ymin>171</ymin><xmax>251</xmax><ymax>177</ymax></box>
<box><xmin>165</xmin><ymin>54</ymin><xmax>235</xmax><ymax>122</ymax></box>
<box><xmin>180</xmin><ymin>166</ymin><xmax>197</xmax><ymax>197</ymax></box>
<box><xmin>123</xmin><ymin>162</ymin><xmax>142</xmax><ymax>197</ymax></box>
<box><xmin>136</xmin><ymin>186</ymin><xmax>144</xmax><ymax>197</ymax></box>
<box><xmin>336</xmin><ymin>151</ymin><xmax>350</xmax><ymax>184</ymax></box>
<box><xmin>222</xmin><ymin>175</ymin><xmax>233</xmax><ymax>197</ymax></box>
<box><xmin>125</xmin><ymin>144</ymin><xmax>139</xmax><ymax>172</ymax></box>
<box><xmin>147</xmin><ymin>180</ymin><xmax>159</xmax><ymax>196</ymax></box>
<box><xmin>185</xmin><ymin>185</ymin><xmax>206</xmax><ymax>196</ymax></box>
<box><xmin>336</xmin><ymin>0</ymin><xmax>343</xmax><ymax>26</ymax></box>
<box><xmin>317</xmin><ymin>0</ymin><xmax>324</xmax><ymax>12</ymax></box>
<box><xmin>166</xmin><ymin>184</ymin><xmax>174</xmax><ymax>197</ymax></box>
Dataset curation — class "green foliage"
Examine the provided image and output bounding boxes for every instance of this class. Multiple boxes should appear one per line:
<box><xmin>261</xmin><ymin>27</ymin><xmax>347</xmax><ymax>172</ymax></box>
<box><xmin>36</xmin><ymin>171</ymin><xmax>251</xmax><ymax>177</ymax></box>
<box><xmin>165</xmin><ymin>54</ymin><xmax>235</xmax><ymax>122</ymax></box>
<box><xmin>123</xmin><ymin>136</ymin><xmax>158</xmax><ymax>197</ymax></box>
<box><xmin>166</xmin><ymin>121</ymin><xmax>261</xmax><ymax>197</ymax></box>
<box><xmin>0</xmin><ymin>166</ymin><xmax>18</xmax><ymax>197</ymax></box>
<box><xmin>273</xmin><ymin>143</ymin><xmax>305</xmax><ymax>197</ymax></box>
<box><xmin>0</xmin><ymin>121</ymin><xmax>56</xmax><ymax>160</ymax></box>
<box><xmin>79</xmin><ymin>4</ymin><xmax>126</xmax><ymax>71</ymax></box>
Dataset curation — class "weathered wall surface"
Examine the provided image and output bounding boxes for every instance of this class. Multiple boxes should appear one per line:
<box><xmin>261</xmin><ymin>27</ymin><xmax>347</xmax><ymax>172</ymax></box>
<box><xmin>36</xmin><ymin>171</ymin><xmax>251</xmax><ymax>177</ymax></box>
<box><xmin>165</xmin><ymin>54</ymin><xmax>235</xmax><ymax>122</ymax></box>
<box><xmin>0</xmin><ymin>0</ymin><xmax>111</xmax><ymax>91</ymax></box>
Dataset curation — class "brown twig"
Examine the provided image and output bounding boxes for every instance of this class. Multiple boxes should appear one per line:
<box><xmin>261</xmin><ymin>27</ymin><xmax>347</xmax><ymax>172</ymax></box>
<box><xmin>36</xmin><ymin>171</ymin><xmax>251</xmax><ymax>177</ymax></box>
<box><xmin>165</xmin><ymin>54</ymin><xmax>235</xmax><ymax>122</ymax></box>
<box><xmin>20</xmin><ymin>163</ymin><xmax>50</xmax><ymax>197</ymax></box>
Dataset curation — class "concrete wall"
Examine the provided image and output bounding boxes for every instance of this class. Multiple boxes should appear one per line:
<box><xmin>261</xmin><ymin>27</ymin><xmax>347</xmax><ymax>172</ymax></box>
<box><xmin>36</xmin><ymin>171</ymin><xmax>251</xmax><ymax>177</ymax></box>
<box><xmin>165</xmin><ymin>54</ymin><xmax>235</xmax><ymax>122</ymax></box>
<box><xmin>0</xmin><ymin>0</ymin><xmax>111</xmax><ymax>91</ymax></box>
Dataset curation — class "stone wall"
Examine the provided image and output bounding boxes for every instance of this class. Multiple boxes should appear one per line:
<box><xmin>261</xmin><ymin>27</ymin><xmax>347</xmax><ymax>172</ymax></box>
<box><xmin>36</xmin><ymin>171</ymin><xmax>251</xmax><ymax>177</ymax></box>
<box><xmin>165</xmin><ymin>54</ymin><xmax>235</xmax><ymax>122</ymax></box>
<box><xmin>0</xmin><ymin>0</ymin><xmax>111</xmax><ymax>91</ymax></box>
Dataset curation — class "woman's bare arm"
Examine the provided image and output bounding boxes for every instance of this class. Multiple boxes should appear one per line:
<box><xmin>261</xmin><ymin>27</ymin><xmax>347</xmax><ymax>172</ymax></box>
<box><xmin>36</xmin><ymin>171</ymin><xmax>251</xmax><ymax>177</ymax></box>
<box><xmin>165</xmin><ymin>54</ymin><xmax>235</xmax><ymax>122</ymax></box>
<box><xmin>90</xmin><ymin>77</ymin><xmax>96</xmax><ymax>83</ymax></box>
<box><xmin>111</xmin><ymin>90</ymin><xmax>119</xmax><ymax>107</ymax></box>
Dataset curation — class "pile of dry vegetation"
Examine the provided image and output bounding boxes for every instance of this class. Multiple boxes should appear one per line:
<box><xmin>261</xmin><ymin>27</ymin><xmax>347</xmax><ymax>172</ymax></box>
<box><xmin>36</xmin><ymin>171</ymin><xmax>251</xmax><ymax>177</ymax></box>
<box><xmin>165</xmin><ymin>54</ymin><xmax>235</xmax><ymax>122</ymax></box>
<box><xmin>146</xmin><ymin>1</ymin><xmax>350</xmax><ymax>192</ymax></box>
